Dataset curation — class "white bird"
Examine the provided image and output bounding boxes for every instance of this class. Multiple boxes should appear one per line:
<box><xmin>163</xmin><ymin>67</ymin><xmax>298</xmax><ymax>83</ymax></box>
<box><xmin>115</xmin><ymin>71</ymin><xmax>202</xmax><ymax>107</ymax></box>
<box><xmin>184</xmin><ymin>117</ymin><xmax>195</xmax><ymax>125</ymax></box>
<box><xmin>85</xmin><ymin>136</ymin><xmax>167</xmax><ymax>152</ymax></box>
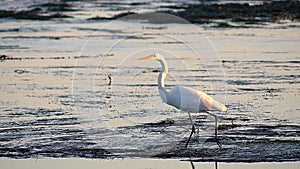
<box><xmin>138</xmin><ymin>53</ymin><xmax>227</xmax><ymax>148</ymax></box>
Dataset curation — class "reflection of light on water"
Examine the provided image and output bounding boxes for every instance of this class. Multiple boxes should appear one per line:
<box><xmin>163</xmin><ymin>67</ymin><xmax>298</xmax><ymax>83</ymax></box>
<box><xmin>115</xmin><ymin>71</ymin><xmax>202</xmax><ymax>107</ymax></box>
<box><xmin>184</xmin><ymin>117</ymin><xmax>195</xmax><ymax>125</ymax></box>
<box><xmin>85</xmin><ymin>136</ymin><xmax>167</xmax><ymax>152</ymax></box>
<box><xmin>0</xmin><ymin>3</ymin><xmax>299</xmax><ymax>159</ymax></box>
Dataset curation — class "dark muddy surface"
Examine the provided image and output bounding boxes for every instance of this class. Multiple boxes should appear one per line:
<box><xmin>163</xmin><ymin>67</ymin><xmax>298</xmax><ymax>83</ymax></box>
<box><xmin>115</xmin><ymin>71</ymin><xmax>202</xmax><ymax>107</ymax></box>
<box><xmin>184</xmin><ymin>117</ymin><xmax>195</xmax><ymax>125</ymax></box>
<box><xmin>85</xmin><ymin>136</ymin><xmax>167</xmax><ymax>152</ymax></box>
<box><xmin>172</xmin><ymin>1</ymin><xmax>300</xmax><ymax>24</ymax></box>
<box><xmin>1</xmin><ymin>1</ymin><xmax>299</xmax><ymax>26</ymax></box>
<box><xmin>155</xmin><ymin>123</ymin><xmax>300</xmax><ymax>162</ymax></box>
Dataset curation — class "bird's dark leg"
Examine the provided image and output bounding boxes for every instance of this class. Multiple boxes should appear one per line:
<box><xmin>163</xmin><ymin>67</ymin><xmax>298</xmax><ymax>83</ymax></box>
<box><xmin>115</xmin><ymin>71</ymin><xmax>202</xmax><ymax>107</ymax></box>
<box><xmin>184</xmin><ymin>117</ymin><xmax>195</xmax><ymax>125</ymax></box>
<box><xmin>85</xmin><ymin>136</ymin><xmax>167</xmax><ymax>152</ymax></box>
<box><xmin>186</xmin><ymin>124</ymin><xmax>195</xmax><ymax>148</ymax></box>
<box><xmin>206</xmin><ymin>111</ymin><xmax>222</xmax><ymax>148</ymax></box>
<box><xmin>185</xmin><ymin>112</ymin><xmax>195</xmax><ymax>148</ymax></box>
<box><xmin>189</xmin><ymin>158</ymin><xmax>195</xmax><ymax>169</ymax></box>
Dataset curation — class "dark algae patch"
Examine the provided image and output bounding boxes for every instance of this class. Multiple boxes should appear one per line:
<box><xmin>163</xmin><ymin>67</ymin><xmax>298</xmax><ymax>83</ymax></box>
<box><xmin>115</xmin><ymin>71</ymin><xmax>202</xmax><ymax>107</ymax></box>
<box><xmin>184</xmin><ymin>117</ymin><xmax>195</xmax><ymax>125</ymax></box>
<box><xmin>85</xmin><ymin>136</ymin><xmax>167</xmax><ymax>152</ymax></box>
<box><xmin>0</xmin><ymin>2</ymin><xmax>74</xmax><ymax>20</ymax></box>
<box><xmin>87</xmin><ymin>1</ymin><xmax>300</xmax><ymax>26</ymax></box>
<box><xmin>2</xmin><ymin>1</ymin><xmax>299</xmax><ymax>24</ymax></box>
<box><xmin>172</xmin><ymin>1</ymin><xmax>300</xmax><ymax>24</ymax></box>
<box><xmin>88</xmin><ymin>12</ymin><xmax>136</xmax><ymax>21</ymax></box>
<box><xmin>0</xmin><ymin>147</ymin><xmax>112</xmax><ymax>159</ymax></box>
<box><xmin>0</xmin><ymin>9</ymin><xmax>71</xmax><ymax>20</ymax></box>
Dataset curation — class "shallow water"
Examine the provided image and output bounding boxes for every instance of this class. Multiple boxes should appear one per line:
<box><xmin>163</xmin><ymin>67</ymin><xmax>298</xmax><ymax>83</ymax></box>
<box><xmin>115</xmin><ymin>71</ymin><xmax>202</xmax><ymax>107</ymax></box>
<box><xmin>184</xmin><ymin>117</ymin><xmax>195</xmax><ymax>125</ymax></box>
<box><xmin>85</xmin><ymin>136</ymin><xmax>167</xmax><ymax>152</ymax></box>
<box><xmin>0</xmin><ymin>1</ymin><xmax>299</xmax><ymax>162</ymax></box>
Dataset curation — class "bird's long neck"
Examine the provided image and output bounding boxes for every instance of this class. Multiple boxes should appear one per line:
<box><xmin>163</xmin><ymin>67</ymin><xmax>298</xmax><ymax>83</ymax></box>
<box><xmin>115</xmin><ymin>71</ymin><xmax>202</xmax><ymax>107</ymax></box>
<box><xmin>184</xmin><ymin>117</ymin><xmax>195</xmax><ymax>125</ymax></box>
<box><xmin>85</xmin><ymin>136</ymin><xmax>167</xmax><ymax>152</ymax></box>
<box><xmin>158</xmin><ymin>58</ymin><xmax>168</xmax><ymax>89</ymax></box>
<box><xmin>157</xmin><ymin>58</ymin><xmax>168</xmax><ymax>103</ymax></box>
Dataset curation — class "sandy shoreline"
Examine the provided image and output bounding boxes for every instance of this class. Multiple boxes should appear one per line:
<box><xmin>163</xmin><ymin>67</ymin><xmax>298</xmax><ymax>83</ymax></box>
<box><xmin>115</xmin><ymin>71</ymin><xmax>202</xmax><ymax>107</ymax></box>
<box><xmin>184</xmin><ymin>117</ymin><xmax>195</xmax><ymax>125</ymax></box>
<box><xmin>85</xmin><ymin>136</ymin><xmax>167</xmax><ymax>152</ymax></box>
<box><xmin>1</xmin><ymin>158</ymin><xmax>300</xmax><ymax>169</ymax></box>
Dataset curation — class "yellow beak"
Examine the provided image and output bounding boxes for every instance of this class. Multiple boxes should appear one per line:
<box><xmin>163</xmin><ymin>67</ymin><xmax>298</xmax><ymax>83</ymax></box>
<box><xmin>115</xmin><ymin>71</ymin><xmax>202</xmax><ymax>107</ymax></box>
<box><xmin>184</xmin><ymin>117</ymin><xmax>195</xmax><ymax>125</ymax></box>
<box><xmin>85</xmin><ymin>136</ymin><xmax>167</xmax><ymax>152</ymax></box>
<box><xmin>137</xmin><ymin>55</ymin><xmax>154</xmax><ymax>60</ymax></box>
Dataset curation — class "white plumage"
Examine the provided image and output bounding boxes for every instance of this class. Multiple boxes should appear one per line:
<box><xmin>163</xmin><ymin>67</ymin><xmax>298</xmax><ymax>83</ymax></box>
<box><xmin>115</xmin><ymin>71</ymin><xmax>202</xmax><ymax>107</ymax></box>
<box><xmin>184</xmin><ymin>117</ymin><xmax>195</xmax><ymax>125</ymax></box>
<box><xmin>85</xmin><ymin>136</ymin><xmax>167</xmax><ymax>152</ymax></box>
<box><xmin>138</xmin><ymin>53</ymin><xmax>226</xmax><ymax>148</ymax></box>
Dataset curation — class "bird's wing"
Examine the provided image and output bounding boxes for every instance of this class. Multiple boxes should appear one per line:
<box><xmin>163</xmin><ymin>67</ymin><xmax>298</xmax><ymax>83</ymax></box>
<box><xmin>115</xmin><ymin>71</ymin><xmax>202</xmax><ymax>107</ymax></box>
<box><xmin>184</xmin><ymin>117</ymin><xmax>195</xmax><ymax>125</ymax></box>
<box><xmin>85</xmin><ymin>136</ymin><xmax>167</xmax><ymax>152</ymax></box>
<box><xmin>167</xmin><ymin>86</ymin><xmax>226</xmax><ymax>112</ymax></box>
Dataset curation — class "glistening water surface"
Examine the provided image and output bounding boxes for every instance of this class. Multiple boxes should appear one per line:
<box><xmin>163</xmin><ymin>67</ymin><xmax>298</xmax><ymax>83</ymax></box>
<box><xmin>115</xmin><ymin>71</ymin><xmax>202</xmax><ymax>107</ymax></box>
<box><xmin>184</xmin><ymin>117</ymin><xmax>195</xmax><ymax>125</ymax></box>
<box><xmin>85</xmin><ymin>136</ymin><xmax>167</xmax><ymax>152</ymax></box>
<box><xmin>0</xmin><ymin>1</ymin><xmax>299</xmax><ymax>162</ymax></box>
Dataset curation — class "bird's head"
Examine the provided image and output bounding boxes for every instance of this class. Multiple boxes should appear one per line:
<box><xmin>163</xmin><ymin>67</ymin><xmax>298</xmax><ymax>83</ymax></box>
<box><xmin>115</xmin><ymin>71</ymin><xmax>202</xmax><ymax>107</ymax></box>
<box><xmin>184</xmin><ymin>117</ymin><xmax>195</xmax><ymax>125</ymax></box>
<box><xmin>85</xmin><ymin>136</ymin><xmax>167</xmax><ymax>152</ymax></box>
<box><xmin>137</xmin><ymin>53</ymin><xmax>164</xmax><ymax>61</ymax></box>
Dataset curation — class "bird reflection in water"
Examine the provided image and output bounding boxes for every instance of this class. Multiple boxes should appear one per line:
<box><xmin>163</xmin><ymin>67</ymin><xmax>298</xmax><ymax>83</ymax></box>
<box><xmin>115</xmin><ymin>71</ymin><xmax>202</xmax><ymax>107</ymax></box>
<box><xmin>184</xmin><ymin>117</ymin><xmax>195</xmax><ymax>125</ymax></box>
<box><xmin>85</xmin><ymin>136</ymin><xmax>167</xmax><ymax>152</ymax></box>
<box><xmin>188</xmin><ymin>158</ymin><xmax>218</xmax><ymax>169</ymax></box>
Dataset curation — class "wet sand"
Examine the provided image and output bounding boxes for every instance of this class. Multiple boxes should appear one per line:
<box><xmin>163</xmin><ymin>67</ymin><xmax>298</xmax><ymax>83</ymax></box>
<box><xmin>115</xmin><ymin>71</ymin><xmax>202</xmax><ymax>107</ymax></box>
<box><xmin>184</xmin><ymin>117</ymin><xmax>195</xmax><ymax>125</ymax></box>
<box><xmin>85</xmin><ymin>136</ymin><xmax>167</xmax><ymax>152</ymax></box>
<box><xmin>0</xmin><ymin>0</ymin><xmax>299</xmax><ymax>167</ymax></box>
<box><xmin>1</xmin><ymin>21</ymin><xmax>299</xmax><ymax>161</ymax></box>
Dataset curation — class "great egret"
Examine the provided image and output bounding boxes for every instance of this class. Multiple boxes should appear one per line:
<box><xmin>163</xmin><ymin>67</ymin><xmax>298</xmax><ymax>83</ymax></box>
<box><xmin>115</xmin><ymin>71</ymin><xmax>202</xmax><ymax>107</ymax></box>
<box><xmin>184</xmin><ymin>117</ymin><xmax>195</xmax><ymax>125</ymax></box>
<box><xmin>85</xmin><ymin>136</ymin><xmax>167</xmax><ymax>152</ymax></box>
<box><xmin>138</xmin><ymin>53</ymin><xmax>227</xmax><ymax>148</ymax></box>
